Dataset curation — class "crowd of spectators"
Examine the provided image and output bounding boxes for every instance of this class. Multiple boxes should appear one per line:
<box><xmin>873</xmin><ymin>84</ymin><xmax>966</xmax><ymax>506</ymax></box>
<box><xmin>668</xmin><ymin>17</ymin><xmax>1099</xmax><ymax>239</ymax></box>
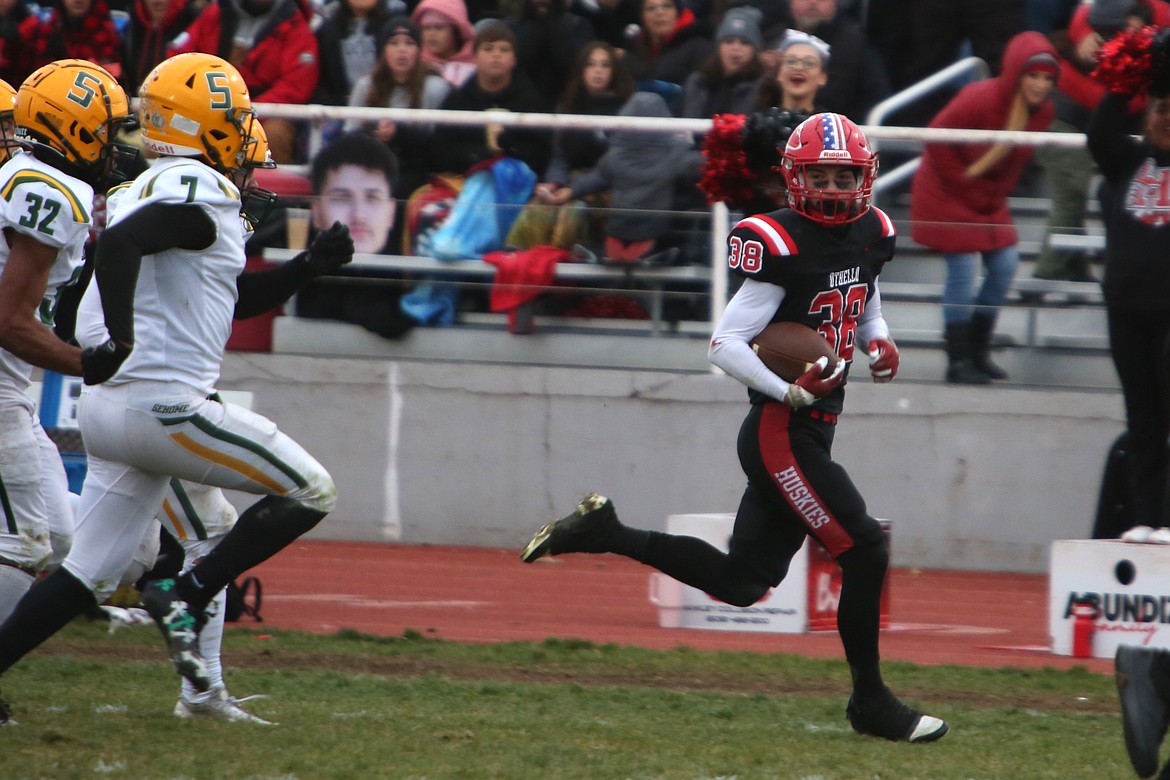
<box><xmin>0</xmin><ymin>0</ymin><xmax>1054</xmax><ymax>165</ymax></box>
<box><xmin>0</xmin><ymin>0</ymin><xmax>1147</xmax><ymax>334</ymax></box>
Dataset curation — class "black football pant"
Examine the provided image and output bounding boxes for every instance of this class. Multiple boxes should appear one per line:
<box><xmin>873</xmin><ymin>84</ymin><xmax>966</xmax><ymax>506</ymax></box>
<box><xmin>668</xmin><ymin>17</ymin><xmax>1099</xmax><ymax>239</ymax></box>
<box><xmin>1107</xmin><ymin>305</ymin><xmax>1170</xmax><ymax>529</ymax></box>
<box><xmin>613</xmin><ymin>402</ymin><xmax>890</xmax><ymax>697</ymax></box>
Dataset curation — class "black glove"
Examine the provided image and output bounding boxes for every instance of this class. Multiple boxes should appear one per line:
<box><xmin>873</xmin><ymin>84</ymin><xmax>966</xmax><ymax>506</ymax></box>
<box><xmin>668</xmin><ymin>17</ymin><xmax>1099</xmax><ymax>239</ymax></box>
<box><xmin>304</xmin><ymin>221</ymin><xmax>354</xmax><ymax>276</ymax></box>
<box><xmin>80</xmin><ymin>339</ymin><xmax>132</xmax><ymax>385</ymax></box>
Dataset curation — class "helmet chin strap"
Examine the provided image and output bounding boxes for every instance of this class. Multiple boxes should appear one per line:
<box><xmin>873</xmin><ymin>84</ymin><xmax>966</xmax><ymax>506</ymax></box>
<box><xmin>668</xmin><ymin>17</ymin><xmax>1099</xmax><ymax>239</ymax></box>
<box><xmin>34</xmin><ymin>112</ymin><xmax>85</xmax><ymax>166</ymax></box>
<box><xmin>25</xmin><ymin>115</ymin><xmax>98</xmax><ymax>184</ymax></box>
<box><xmin>200</xmin><ymin>134</ymin><xmax>226</xmax><ymax>172</ymax></box>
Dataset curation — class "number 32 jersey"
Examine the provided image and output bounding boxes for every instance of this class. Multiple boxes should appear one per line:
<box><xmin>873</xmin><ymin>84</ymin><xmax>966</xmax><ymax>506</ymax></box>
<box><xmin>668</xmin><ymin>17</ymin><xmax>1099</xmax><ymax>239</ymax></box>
<box><xmin>0</xmin><ymin>152</ymin><xmax>92</xmax><ymax>400</ymax></box>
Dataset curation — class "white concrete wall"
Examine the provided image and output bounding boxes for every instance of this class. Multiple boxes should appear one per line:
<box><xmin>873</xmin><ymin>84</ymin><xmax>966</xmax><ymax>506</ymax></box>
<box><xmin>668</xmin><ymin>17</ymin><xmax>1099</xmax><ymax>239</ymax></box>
<box><xmin>220</xmin><ymin>353</ymin><xmax>1125</xmax><ymax>573</ymax></box>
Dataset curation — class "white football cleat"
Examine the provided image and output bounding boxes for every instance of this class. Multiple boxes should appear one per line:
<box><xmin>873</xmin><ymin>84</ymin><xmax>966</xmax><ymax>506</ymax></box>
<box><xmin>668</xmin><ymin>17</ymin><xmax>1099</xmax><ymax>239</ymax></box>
<box><xmin>174</xmin><ymin>687</ymin><xmax>275</xmax><ymax>725</ymax></box>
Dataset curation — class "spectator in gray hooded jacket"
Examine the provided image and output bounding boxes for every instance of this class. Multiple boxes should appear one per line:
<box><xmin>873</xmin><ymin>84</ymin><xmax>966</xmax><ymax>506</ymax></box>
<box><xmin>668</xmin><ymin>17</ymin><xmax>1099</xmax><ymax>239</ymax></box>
<box><xmin>542</xmin><ymin>91</ymin><xmax>702</xmax><ymax>258</ymax></box>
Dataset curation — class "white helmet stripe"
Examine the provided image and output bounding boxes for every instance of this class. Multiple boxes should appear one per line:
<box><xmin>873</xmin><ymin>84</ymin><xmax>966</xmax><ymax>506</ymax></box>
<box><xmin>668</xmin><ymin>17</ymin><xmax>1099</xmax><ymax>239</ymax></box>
<box><xmin>738</xmin><ymin>216</ymin><xmax>796</xmax><ymax>255</ymax></box>
<box><xmin>831</xmin><ymin>113</ymin><xmax>847</xmax><ymax>150</ymax></box>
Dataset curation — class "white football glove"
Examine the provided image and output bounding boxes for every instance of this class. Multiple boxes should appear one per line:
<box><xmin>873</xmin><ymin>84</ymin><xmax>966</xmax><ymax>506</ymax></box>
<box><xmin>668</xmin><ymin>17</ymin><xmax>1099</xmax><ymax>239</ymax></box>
<box><xmin>100</xmin><ymin>606</ymin><xmax>153</xmax><ymax>634</ymax></box>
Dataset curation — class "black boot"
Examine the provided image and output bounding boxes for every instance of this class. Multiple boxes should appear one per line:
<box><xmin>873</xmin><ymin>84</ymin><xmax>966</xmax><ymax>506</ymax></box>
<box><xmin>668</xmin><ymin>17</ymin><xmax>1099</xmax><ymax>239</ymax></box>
<box><xmin>1116</xmin><ymin>645</ymin><xmax>1170</xmax><ymax>778</ymax></box>
<box><xmin>970</xmin><ymin>312</ymin><xmax>1008</xmax><ymax>380</ymax></box>
<box><xmin>944</xmin><ymin>322</ymin><xmax>990</xmax><ymax>384</ymax></box>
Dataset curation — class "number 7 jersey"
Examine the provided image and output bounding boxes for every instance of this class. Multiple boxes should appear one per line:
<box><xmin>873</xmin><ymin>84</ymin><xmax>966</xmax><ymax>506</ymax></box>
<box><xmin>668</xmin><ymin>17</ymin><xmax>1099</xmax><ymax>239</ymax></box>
<box><xmin>100</xmin><ymin>156</ymin><xmax>247</xmax><ymax>395</ymax></box>
<box><xmin>0</xmin><ymin>151</ymin><xmax>92</xmax><ymax>400</ymax></box>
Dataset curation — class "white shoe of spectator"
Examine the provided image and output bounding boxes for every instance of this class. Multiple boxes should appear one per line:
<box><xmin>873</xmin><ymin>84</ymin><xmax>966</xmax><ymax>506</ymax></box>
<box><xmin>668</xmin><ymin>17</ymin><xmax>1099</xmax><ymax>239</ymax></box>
<box><xmin>1122</xmin><ymin>526</ymin><xmax>1156</xmax><ymax>543</ymax></box>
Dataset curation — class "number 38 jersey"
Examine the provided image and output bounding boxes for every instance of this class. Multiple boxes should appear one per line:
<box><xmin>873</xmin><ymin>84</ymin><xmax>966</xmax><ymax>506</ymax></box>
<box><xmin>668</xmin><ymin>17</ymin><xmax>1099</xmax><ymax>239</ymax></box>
<box><xmin>101</xmin><ymin>157</ymin><xmax>247</xmax><ymax>395</ymax></box>
<box><xmin>0</xmin><ymin>152</ymin><xmax>92</xmax><ymax>400</ymax></box>
<box><xmin>728</xmin><ymin>205</ymin><xmax>897</xmax><ymax>368</ymax></box>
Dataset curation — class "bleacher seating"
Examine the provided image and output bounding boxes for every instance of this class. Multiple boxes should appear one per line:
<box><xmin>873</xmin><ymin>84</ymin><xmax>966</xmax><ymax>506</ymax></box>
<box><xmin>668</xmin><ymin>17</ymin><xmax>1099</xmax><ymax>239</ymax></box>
<box><xmin>250</xmin><ymin>163</ymin><xmax>1117</xmax><ymax>391</ymax></box>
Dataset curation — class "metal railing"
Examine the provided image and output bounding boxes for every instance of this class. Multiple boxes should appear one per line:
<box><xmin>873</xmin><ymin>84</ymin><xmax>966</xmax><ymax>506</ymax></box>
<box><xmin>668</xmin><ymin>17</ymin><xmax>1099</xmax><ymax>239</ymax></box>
<box><xmin>247</xmin><ymin>99</ymin><xmax>1098</xmax><ymax>335</ymax></box>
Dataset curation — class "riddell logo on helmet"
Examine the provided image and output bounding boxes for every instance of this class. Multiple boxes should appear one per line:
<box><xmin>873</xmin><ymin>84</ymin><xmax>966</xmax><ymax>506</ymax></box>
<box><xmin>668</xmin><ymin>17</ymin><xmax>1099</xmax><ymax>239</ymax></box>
<box><xmin>143</xmin><ymin>139</ymin><xmax>179</xmax><ymax>154</ymax></box>
<box><xmin>819</xmin><ymin>150</ymin><xmax>852</xmax><ymax>160</ymax></box>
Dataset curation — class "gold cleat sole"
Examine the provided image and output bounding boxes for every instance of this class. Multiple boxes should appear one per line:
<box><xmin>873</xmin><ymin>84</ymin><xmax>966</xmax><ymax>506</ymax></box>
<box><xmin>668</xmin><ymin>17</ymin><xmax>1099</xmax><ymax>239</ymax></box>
<box><xmin>520</xmin><ymin>494</ymin><xmax>611</xmax><ymax>563</ymax></box>
<box><xmin>520</xmin><ymin>521</ymin><xmax>557</xmax><ymax>563</ymax></box>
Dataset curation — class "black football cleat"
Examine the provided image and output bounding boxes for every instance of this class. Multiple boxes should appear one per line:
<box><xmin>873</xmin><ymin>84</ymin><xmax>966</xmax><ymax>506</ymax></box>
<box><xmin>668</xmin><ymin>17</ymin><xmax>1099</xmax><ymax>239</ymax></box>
<box><xmin>1117</xmin><ymin>645</ymin><xmax>1170</xmax><ymax>778</ymax></box>
<box><xmin>140</xmin><ymin>578</ymin><xmax>211</xmax><ymax>692</ymax></box>
<box><xmin>0</xmin><ymin>689</ymin><xmax>13</xmax><ymax>725</ymax></box>
<box><xmin>521</xmin><ymin>493</ymin><xmax>620</xmax><ymax>563</ymax></box>
<box><xmin>846</xmin><ymin>691</ymin><xmax>949</xmax><ymax>743</ymax></box>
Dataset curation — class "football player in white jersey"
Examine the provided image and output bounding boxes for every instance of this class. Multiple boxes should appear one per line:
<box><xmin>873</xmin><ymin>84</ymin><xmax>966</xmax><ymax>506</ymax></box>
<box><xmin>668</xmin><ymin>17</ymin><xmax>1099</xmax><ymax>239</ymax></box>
<box><xmin>0</xmin><ymin>53</ymin><xmax>352</xmax><ymax>721</ymax></box>
<box><xmin>69</xmin><ymin>120</ymin><xmax>352</xmax><ymax>725</ymax></box>
<box><xmin>0</xmin><ymin>61</ymin><xmax>134</xmax><ymax>636</ymax></box>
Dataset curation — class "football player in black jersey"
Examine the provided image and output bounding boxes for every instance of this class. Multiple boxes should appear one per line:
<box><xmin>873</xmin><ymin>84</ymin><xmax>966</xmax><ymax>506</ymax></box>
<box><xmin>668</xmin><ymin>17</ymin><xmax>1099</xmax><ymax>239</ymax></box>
<box><xmin>522</xmin><ymin>112</ymin><xmax>948</xmax><ymax>744</ymax></box>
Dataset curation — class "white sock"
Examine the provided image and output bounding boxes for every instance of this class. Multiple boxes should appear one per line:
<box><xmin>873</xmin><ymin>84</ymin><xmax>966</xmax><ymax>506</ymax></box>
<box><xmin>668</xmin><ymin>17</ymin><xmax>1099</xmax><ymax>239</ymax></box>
<box><xmin>0</xmin><ymin>564</ymin><xmax>35</xmax><ymax>623</ymax></box>
<box><xmin>181</xmin><ymin>586</ymin><xmax>226</xmax><ymax>703</ymax></box>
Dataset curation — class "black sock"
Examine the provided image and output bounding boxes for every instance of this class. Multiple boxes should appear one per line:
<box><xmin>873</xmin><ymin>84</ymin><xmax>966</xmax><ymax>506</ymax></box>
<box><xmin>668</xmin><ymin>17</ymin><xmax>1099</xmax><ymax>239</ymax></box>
<box><xmin>837</xmin><ymin>542</ymin><xmax>889</xmax><ymax>701</ymax></box>
<box><xmin>606</xmin><ymin>526</ymin><xmax>652</xmax><ymax>559</ymax></box>
<box><xmin>182</xmin><ymin>496</ymin><xmax>325</xmax><ymax>613</ymax></box>
<box><xmin>631</xmin><ymin>531</ymin><xmax>776</xmax><ymax>608</ymax></box>
<box><xmin>0</xmin><ymin>569</ymin><xmax>95</xmax><ymax>673</ymax></box>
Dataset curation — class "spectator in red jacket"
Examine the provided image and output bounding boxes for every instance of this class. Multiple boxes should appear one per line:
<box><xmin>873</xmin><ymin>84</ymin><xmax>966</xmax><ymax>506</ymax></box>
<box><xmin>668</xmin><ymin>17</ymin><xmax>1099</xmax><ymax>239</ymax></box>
<box><xmin>1032</xmin><ymin>0</ymin><xmax>1168</xmax><ymax>282</ymax></box>
<box><xmin>911</xmin><ymin>31</ymin><xmax>1059</xmax><ymax>384</ymax></box>
<box><xmin>18</xmin><ymin>0</ymin><xmax>123</xmax><ymax>79</ymax></box>
<box><xmin>171</xmin><ymin>0</ymin><xmax>318</xmax><ymax>163</ymax></box>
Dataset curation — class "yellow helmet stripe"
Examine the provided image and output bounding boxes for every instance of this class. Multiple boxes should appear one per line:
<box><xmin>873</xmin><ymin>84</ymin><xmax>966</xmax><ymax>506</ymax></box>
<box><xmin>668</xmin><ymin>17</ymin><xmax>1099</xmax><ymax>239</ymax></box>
<box><xmin>104</xmin><ymin>180</ymin><xmax>132</xmax><ymax>198</ymax></box>
<box><xmin>0</xmin><ymin>170</ymin><xmax>89</xmax><ymax>222</ymax></box>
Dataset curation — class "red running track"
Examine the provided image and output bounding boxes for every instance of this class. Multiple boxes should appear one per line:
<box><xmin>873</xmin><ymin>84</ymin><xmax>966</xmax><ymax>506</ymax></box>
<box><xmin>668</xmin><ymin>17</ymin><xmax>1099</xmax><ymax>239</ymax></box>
<box><xmin>247</xmin><ymin>540</ymin><xmax>1111</xmax><ymax>674</ymax></box>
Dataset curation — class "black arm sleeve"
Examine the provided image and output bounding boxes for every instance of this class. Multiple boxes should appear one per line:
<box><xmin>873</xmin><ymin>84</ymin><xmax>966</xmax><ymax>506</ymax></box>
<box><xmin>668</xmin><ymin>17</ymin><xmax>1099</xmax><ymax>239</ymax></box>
<box><xmin>1087</xmin><ymin>92</ymin><xmax>1141</xmax><ymax>185</ymax></box>
<box><xmin>234</xmin><ymin>252</ymin><xmax>316</xmax><ymax>320</ymax></box>
<box><xmin>94</xmin><ymin>203</ymin><xmax>217</xmax><ymax>344</ymax></box>
<box><xmin>52</xmin><ymin>244</ymin><xmax>95</xmax><ymax>343</ymax></box>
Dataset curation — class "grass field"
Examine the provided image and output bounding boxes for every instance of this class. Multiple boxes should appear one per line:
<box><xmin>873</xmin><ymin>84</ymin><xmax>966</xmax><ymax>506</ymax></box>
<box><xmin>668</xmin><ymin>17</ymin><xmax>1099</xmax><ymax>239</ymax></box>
<box><xmin>0</xmin><ymin>619</ymin><xmax>1139</xmax><ymax>779</ymax></box>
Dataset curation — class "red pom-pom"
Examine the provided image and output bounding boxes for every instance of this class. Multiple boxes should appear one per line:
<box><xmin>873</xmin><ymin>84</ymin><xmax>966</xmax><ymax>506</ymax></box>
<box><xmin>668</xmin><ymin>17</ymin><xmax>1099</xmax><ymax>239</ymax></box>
<box><xmin>1093</xmin><ymin>26</ymin><xmax>1157</xmax><ymax>95</ymax></box>
<box><xmin>699</xmin><ymin>113</ymin><xmax>756</xmax><ymax>208</ymax></box>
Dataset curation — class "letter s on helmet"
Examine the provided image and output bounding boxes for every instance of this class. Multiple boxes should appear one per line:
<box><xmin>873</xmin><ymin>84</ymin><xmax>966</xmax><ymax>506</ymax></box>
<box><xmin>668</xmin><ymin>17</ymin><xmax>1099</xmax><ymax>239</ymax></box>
<box><xmin>138</xmin><ymin>52</ymin><xmax>261</xmax><ymax>186</ymax></box>
<box><xmin>780</xmin><ymin>112</ymin><xmax>878</xmax><ymax>226</ymax></box>
<box><xmin>15</xmin><ymin>60</ymin><xmax>132</xmax><ymax>183</ymax></box>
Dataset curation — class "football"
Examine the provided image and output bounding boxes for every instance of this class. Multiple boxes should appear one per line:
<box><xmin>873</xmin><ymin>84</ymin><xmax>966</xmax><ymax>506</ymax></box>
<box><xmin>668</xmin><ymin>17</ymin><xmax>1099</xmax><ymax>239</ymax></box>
<box><xmin>751</xmin><ymin>322</ymin><xmax>840</xmax><ymax>382</ymax></box>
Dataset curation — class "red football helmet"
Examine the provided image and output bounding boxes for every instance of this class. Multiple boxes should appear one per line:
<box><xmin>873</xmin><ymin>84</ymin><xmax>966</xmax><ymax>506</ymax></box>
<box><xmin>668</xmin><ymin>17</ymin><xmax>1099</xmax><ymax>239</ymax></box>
<box><xmin>779</xmin><ymin>112</ymin><xmax>878</xmax><ymax>226</ymax></box>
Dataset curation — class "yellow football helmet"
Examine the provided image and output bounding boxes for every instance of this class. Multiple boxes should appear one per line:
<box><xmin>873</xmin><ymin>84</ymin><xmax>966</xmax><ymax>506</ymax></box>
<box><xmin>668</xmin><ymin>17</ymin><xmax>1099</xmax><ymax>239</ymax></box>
<box><xmin>245</xmin><ymin>118</ymin><xmax>276</xmax><ymax>171</ymax></box>
<box><xmin>15</xmin><ymin>60</ymin><xmax>132</xmax><ymax>182</ymax></box>
<box><xmin>0</xmin><ymin>78</ymin><xmax>17</xmax><ymax>163</ymax></box>
<box><xmin>240</xmin><ymin>118</ymin><xmax>277</xmax><ymax>228</ymax></box>
<box><xmin>138</xmin><ymin>52</ymin><xmax>262</xmax><ymax>183</ymax></box>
